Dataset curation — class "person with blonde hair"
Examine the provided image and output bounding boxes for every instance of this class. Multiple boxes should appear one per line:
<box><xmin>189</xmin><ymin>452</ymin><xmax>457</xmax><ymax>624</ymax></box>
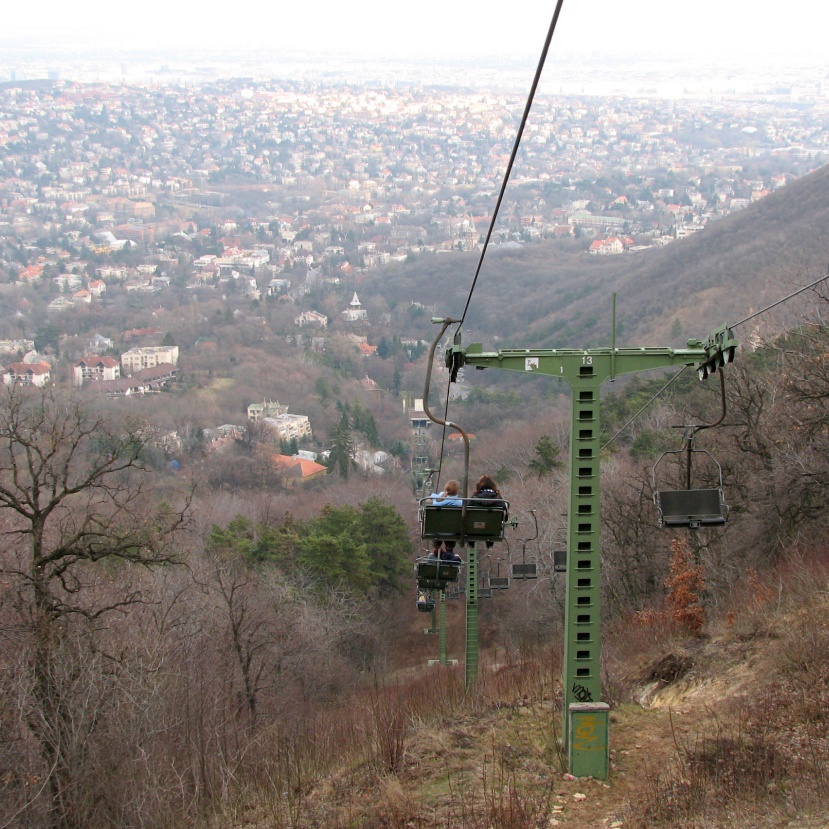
<box><xmin>428</xmin><ymin>479</ymin><xmax>462</xmax><ymax>559</ymax></box>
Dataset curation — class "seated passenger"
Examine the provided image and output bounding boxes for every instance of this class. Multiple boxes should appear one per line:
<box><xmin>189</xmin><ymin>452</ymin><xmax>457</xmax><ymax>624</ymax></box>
<box><xmin>469</xmin><ymin>475</ymin><xmax>507</xmax><ymax>510</ymax></box>
<box><xmin>429</xmin><ymin>538</ymin><xmax>461</xmax><ymax>562</ymax></box>
<box><xmin>469</xmin><ymin>475</ymin><xmax>507</xmax><ymax>548</ymax></box>
<box><xmin>427</xmin><ymin>480</ymin><xmax>464</xmax><ymax>559</ymax></box>
<box><xmin>417</xmin><ymin>593</ymin><xmax>435</xmax><ymax>612</ymax></box>
<box><xmin>429</xmin><ymin>479</ymin><xmax>463</xmax><ymax>507</ymax></box>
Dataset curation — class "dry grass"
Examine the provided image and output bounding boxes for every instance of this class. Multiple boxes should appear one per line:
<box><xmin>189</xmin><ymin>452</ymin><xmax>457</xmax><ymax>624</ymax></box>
<box><xmin>207</xmin><ymin>545</ymin><xmax>829</xmax><ymax>829</ymax></box>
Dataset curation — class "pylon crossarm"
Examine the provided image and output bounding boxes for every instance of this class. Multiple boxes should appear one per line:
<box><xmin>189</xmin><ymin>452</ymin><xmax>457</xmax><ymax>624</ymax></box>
<box><xmin>450</xmin><ymin>344</ymin><xmax>708</xmax><ymax>382</ymax></box>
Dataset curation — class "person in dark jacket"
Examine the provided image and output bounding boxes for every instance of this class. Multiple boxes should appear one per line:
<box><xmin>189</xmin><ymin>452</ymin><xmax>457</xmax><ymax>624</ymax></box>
<box><xmin>470</xmin><ymin>475</ymin><xmax>507</xmax><ymax>510</ymax></box>
<box><xmin>469</xmin><ymin>475</ymin><xmax>507</xmax><ymax>548</ymax></box>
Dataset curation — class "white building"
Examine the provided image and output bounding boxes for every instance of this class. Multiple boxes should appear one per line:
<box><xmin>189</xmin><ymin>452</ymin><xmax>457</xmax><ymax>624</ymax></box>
<box><xmin>262</xmin><ymin>413</ymin><xmax>313</xmax><ymax>442</ymax></box>
<box><xmin>342</xmin><ymin>292</ymin><xmax>367</xmax><ymax>322</ymax></box>
<box><xmin>121</xmin><ymin>345</ymin><xmax>179</xmax><ymax>374</ymax></box>
<box><xmin>295</xmin><ymin>310</ymin><xmax>328</xmax><ymax>328</ymax></box>
<box><xmin>3</xmin><ymin>361</ymin><xmax>51</xmax><ymax>387</ymax></box>
<box><xmin>73</xmin><ymin>356</ymin><xmax>121</xmax><ymax>387</ymax></box>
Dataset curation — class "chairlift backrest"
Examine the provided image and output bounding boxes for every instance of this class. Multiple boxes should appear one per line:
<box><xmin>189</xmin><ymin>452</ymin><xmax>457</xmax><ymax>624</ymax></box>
<box><xmin>511</xmin><ymin>562</ymin><xmax>538</xmax><ymax>580</ymax></box>
<box><xmin>416</xmin><ymin>557</ymin><xmax>462</xmax><ymax>590</ymax></box>
<box><xmin>553</xmin><ymin>549</ymin><xmax>567</xmax><ymax>573</ymax></box>
<box><xmin>419</xmin><ymin>497</ymin><xmax>510</xmax><ymax>543</ymax></box>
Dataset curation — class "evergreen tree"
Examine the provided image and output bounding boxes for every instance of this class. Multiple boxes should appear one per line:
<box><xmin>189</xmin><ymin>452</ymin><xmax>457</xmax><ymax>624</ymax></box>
<box><xmin>328</xmin><ymin>412</ymin><xmax>355</xmax><ymax>478</ymax></box>
<box><xmin>528</xmin><ymin>435</ymin><xmax>563</xmax><ymax>476</ymax></box>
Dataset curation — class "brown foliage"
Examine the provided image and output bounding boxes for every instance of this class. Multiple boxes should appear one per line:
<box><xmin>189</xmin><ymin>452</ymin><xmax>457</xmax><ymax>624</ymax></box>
<box><xmin>664</xmin><ymin>537</ymin><xmax>706</xmax><ymax>634</ymax></box>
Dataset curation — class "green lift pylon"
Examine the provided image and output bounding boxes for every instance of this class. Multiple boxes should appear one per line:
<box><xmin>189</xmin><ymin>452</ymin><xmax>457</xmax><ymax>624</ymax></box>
<box><xmin>444</xmin><ymin>311</ymin><xmax>737</xmax><ymax>779</ymax></box>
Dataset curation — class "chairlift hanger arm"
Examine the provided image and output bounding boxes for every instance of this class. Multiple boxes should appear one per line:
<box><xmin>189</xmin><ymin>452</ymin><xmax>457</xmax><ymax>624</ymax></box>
<box><xmin>424</xmin><ymin>316</ymin><xmax>469</xmax><ymax>498</ymax></box>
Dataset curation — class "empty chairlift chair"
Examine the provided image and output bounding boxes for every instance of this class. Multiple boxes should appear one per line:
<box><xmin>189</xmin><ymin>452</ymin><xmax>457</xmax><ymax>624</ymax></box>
<box><xmin>511</xmin><ymin>510</ymin><xmax>539</xmax><ymax>579</ymax></box>
<box><xmin>652</xmin><ymin>447</ymin><xmax>728</xmax><ymax>529</ymax></box>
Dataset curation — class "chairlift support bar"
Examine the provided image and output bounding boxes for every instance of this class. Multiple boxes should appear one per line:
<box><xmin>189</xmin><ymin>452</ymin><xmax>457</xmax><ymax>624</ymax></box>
<box><xmin>445</xmin><ymin>315</ymin><xmax>737</xmax><ymax>778</ymax></box>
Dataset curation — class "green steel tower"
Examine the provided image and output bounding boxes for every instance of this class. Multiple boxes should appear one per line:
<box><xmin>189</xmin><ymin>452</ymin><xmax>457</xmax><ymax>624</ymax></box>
<box><xmin>445</xmin><ymin>322</ymin><xmax>736</xmax><ymax>778</ymax></box>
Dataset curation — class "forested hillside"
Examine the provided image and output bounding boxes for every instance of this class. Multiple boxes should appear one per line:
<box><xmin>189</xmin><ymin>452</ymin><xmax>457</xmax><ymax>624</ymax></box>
<box><xmin>362</xmin><ymin>162</ymin><xmax>829</xmax><ymax>350</ymax></box>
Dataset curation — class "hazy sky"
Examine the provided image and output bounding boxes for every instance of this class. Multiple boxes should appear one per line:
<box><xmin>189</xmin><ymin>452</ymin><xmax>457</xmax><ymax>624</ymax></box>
<box><xmin>4</xmin><ymin>0</ymin><xmax>829</xmax><ymax>62</ymax></box>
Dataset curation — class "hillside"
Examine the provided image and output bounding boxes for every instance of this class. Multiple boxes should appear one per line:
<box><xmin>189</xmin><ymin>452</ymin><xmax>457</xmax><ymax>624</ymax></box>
<box><xmin>215</xmin><ymin>548</ymin><xmax>829</xmax><ymax>829</ymax></box>
<box><xmin>365</xmin><ymin>162</ymin><xmax>829</xmax><ymax>351</ymax></box>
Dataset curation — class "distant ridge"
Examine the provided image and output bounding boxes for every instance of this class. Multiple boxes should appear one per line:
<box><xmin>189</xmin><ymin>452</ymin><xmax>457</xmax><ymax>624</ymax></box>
<box><xmin>607</xmin><ymin>161</ymin><xmax>829</xmax><ymax>345</ymax></box>
<box><xmin>370</xmin><ymin>162</ymin><xmax>829</xmax><ymax>351</ymax></box>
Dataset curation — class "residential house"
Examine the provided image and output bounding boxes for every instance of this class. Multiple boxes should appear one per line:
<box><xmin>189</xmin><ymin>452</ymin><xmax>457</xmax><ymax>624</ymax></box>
<box><xmin>73</xmin><ymin>356</ymin><xmax>121</xmax><ymax>387</ymax></box>
<box><xmin>0</xmin><ymin>339</ymin><xmax>34</xmax><ymax>356</ymax></box>
<box><xmin>54</xmin><ymin>273</ymin><xmax>83</xmax><ymax>292</ymax></box>
<box><xmin>588</xmin><ymin>237</ymin><xmax>624</xmax><ymax>255</ymax></box>
<box><xmin>88</xmin><ymin>363</ymin><xmax>177</xmax><ymax>397</ymax></box>
<box><xmin>17</xmin><ymin>265</ymin><xmax>43</xmax><ymax>283</ymax></box>
<box><xmin>295</xmin><ymin>310</ymin><xmax>328</xmax><ymax>328</ymax></box>
<box><xmin>47</xmin><ymin>296</ymin><xmax>75</xmax><ymax>312</ymax></box>
<box><xmin>268</xmin><ymin>278</ymin><xmax>291</xmax><ymax>296</ymax></box>
<box><xmin>87</xmin><ymin>333</ymin><xmax>114</xmax><ymax>353</ymax></box>
<box><xmin>272</xmin><ymin>454</ymin><xmax>327</xmax><ymax>487</ymax></box>
<box><xmin>3</xmin><ymin>361</ymin><xmax>51</xmax><ymax>387</ymax></box>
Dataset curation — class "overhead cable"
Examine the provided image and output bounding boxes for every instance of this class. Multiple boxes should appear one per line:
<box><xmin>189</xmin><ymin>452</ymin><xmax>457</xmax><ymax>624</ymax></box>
<box><xmin>458</xmin><ymin>0</ymin><xmax>566</xmax><ymax>329</ymax></box>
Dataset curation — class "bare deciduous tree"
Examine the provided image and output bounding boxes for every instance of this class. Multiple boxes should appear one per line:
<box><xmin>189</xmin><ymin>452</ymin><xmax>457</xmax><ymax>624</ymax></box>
<box><xmin>0</xmin><ymin>384</ymin><xmax>191</xmax><ymax>829</ymax></box>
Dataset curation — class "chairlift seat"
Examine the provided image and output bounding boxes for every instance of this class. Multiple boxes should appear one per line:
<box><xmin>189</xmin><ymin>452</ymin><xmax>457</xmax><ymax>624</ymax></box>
<box><xmin>511</xmin><ymin>562</ymin><xmax>538</xmax><ymax>580</ymax></box>
<box><xmin>416</xmin><ymin>558</ymin><xmax>462</xmax><ymax>590</ymax></box>
<box><xmin>489</xmin><ymin>576</ymin><xmax>510</xmax><ymax>589</ymax></box>
<box><xmin>657</xmin><ymin>488</ymin><xmax>727</xmax><ymax>528</ymax></box>
<box><xmin>419</xmin><ymin>500</ymin><xmax>509</xmax><ymax>543</ymax></box>
<box><xmin>553</xmin><ymin>549</ymin><xmax>567</xmax><ymax>573</ymax></box>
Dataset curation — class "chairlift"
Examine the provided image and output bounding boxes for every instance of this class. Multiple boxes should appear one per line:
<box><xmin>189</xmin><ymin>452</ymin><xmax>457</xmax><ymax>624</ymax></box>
<box><xmin>415</xmin><ymin>557</ymin><xmax>462</xmax><ymax>591</ymax></box>
<box><xmin>553</xmin><ymin>548</ymin><xmax>567</xmax><ymax>573</ymax></box>
<box><xmin>481</xmin><ymin>554</ymin><xmax>510</xmax><ymax>591</ymax></box>
<box><xmin>653</xmin><ymin>448</ymin><xmax>728</xmax><ymax>529</ymax></box>
<box><xmin>511</xmin><ymin>509</ymin><xmax>539</xmax><ymax>580</ymax></box>
<box><xmin>489</xmin><ymin>558</ymin><xmax>510</xmax><ymax>590</ymax></box>
<box><xmin>419</xmin><ymin>497</ymin><xmax>511</xmax><ymax>545</ymax></box>
<box><xmin>550</xmin><ymin>524</ymin><xmax>567</xmax><ymax>573</ymax></box>
<box><xmin>417</xmin><ymin>592</ymin><xmax>436</xmax><ymax>613</ymax></box>
<box><xmin>652</xmin><ymin>371</ymin><xmax>729</xmax><ymax>530</ymax></box>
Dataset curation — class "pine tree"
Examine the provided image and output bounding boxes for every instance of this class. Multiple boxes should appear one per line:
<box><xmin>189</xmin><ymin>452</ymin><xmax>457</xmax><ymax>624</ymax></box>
<box><xmin>328</xmin><ymin>411</ymin><xmax>355</xmax><ymax>478</ymax></box>
<box><xmin>528</xmin><ymin>435</ymin><xmax>563</xmax><ymax>476</ymax></box>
